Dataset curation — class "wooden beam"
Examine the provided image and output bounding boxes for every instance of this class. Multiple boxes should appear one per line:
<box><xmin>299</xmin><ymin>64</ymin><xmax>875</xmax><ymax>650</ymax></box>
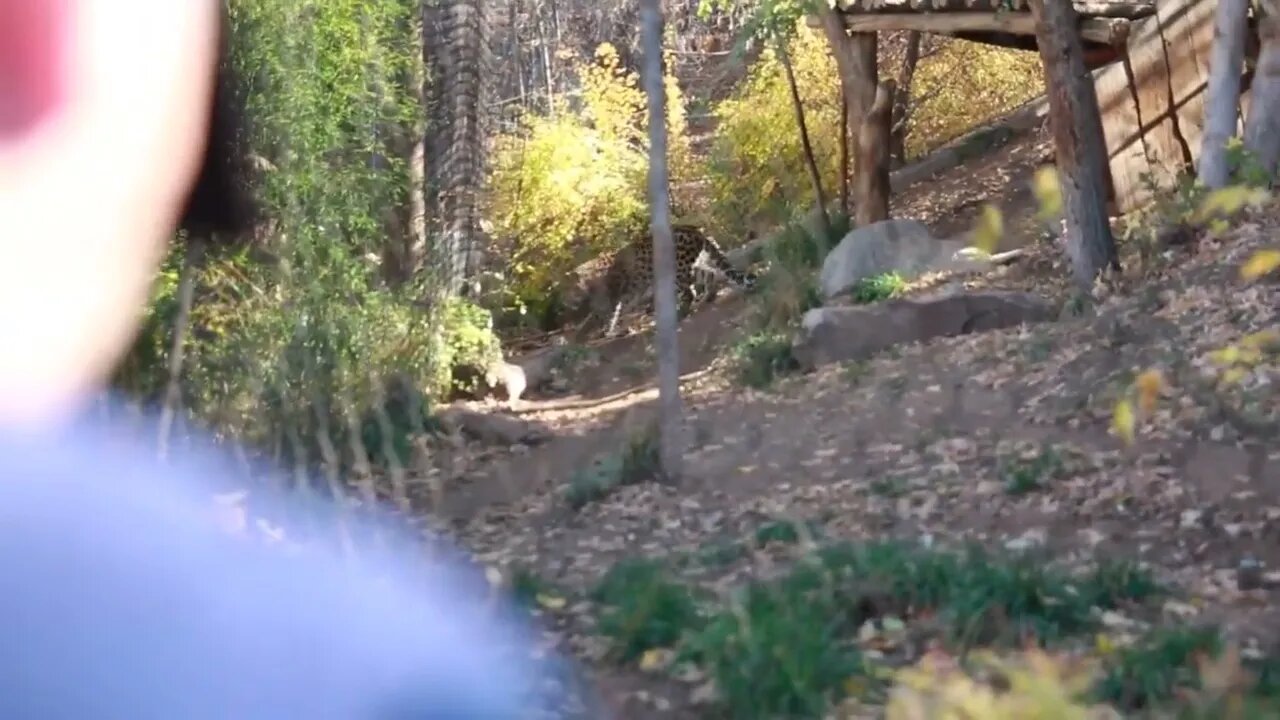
<box><xmin>807</xmin><ymin>12</ymin><xmax>1131</xmax><ymax>46</ymax></box>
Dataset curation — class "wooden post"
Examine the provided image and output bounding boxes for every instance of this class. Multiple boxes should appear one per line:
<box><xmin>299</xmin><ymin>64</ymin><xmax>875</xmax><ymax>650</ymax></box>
<box><xmin>1029</xmin><ymin>0</ymin><xmax>1120</xmax><ymax>290</ymax></box>
<box><xmin>639</xmin><ymin>0</ymin><xmax>683</xmax><ymax>483</ymax></box>
<box><xmin>854</xmin><ymin>80</ymin><xmax>895</xmax><ymax>228</ymax></box>
<box><xmin>1199</xmin><ymin>0</ymin><xmax>1250</xmax><ymax>188</ymax></box>
<box><xmin>816</xmin><ymin>6</ymin><xmax>877</xmax><ymax>172</ymax></box>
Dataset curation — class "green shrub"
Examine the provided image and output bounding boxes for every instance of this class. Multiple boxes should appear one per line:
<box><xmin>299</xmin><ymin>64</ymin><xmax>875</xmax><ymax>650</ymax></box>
<box><xmin>592</xmin><ymin>558</ymin><xmax>706</xmax><ymax>663</ymax></box>
<box><xmin>849</xmin><ymin>272</ymin><xmax>906</xmax><ymax>304</ymax></box>
<box><xmin>731</xmin><ymin>331</ymin><xmax>799</xmax><ymax>389</ymax></box>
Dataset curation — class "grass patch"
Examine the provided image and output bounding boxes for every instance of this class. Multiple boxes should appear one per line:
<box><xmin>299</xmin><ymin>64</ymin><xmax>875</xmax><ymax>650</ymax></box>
<box><xmin>594</xmin><ymin>538</ymin><xmax>1165</xmax><ymax>718</ymax></box>
<box><xmin>591</xmin><ymin>557</ymin><xmax>706</xmax><ymax>663</ymax></box>
<box><xmin>999</xmin><ymin>444</ymin><xmax>1067</xmax><ymax>495</ymax></box>
<box><xmin>849</xmin><ymin>271</ymin><xmax>907</xmax><ymax>304</ymax></box>
<box><xmin>731</xmin><ymin>331</ymin><xmax>800</xmax><ymax>389</ymax></box>
<box><xmin>748</xmin><ymin>210</ymin><xmax>850</xmax><ymax>331</ymax></box>
<box><xmin>682</xmin><ymin>580</ymin><xmax>865</xmax><ymax>719</ymax></box>
<box><xmin>1093</xmin><ymin>625</ymin><xmax>1223</xmax><ymax>710</ymax></box>
<box><xmin>753</xmin><ymin>517</ymin><xmax>826</xmax><ymax>547</ymax></box>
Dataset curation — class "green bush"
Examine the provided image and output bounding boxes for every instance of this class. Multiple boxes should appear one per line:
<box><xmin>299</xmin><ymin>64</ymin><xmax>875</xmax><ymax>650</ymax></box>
<box><xmin>731</xmin><ymin>331</ymin><xmax>800</xmax><ymax>389</ymax></box>
<box><xmin>113</xmin><ymin>0</ymin><xmax>498</xmax><ymax>477</ymax></box>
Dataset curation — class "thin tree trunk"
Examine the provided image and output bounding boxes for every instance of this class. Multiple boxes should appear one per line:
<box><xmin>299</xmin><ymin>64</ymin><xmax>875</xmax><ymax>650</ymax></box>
<box><xmin>776</xmin><ymin>34</ymin><xmax>831</xmax><ymax>240</ymax></box>
<box><xmin>839</xmin><ymin>87</ymin><xmax>850</xmax><ymax>214</ymax></box>
<box><xmin>639</xmin><ymin>0</ymin><xmax>683</xmax><ymax>484</ymax></box>
<box><xmin>1029</xmin><ymin>0</ymin><xmax>1120</xmax><ymax>290</ymax></box>
<box><xmin>157</xmin><ymin>238</ymin><xmax>205</xmax><ymax>461</ymax></box>
<box><xmin>890</xmin><ymin>30</ymin><xmax>922</xmax><ymax>168</ymax></box>
<box><xmin>538</xmin><ymin>5</ymin><xmax>554</xmax><ymax>113</ymax></box>
<box><xmin>1245</xmin><ymin>10</ymin><xmax>1280</xmax><ymax>180</ymax></box>
<box><xmin>1199</xmin><ymin>0</ymin><xmax>1249</xmax><ymax>188</ymax></box>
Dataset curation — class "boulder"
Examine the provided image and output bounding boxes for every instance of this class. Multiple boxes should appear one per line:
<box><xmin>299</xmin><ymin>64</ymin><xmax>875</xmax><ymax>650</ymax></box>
<box><xmin>819</xmin><ymin>218</ymin><xmax>998</xmax><ymax>300</ymax></box>
<box><xmin>792</xmin><ymin>290</ymin><xmax>1056</xmax><ymax>369</ymax></box>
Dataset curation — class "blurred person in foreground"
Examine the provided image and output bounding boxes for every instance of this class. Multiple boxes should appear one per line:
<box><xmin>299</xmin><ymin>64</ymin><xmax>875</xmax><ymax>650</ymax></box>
<box><xmin>0</xmin><ymin>1</ymin><xmax>567</xmax><ymax>717</ymax></box>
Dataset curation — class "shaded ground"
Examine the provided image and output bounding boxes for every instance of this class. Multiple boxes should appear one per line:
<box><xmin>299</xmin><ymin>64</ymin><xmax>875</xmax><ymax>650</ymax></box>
<box><xmin>412</xmin><ymin>123</ymin><xmax>1280</xmax><ymax>717</ymax></box>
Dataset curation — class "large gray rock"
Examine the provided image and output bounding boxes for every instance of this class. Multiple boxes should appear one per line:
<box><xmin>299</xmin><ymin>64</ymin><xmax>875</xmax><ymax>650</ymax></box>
<box><xmin>792</xmin><ymin>290</ymin><xmax>1056</xmax><ymax>369</ymax></box>
<box><xmin>819</xmin><ymin>218</ymin><xmax>992</xmax><ymax>300</ymax></box>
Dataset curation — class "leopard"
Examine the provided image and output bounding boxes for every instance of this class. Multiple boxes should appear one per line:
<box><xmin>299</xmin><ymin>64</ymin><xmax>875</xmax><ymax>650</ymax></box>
<box><xmin>564</xmin><ymin>223</ymin><xmax>757</xmax><ymax>339</ymax></box>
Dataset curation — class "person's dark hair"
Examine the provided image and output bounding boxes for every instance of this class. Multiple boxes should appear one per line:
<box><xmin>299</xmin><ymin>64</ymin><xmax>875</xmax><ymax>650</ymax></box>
<box><xmin>176</xmin><ymin>10</ymin><xmax>255</xmax><ymax>241</ymax></box>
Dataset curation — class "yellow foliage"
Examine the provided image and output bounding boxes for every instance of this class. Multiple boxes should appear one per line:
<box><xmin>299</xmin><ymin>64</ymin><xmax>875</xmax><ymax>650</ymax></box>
<box><xmin>1111</xmin><ymin>368</ymin><xmax>1165</xmax><ymax>446</ymax></box>
<box><xmin>1192</xmin><ymin>184</ymin><xmax>1270</xmax><ymax>225</ymax></box>
<box><xmin>1204</xmin><ymin>327</ymin><xmax>1278</xmax><ymax>388</ymax></box>
<box><xmin>908</xmin><ymin>40</ymin><xmax>1043</xmax><ymax>157</ymax></box>
<box><xmin>1240</xmin><ymin>248</ymin><xmax>1280</xmax><ymax>282</ymax></box>
<box><xmin>1134</xmin><ymin>368</ymin><xmax>1164</xmax><ymax>415</ymax></box>
<box><xmin>1111</xmin><ymin>398</ymin><xmax>1136</xmax><ymax>446</ymax></box>
<box><xmin>487</xmin><ymin>42</ymin><xmax>694</xmax><ymax>313</ymax></box>
<box><xmin>708</xmin><ymin>25</ymin><xmax>843</xmax><ymax>239</ymax></box>
<box><xmin>886</xmin><ymin>648</ymin><xmax>1116</xmax><ymax>720</ymax></box>
<box><xmin>1032</xmin><ymin>165</ymin><xmax>1063</xmax><ymax>221</ymax></box>
<box><xmin>707</xmin><ymin>32</ymin><xmax>1043</xmax><ymax>241</ymax></box>
<box><xmin>971</xmin><ymin>203</ymin><xmax>1005</xmax><ymax>254</ymax></box>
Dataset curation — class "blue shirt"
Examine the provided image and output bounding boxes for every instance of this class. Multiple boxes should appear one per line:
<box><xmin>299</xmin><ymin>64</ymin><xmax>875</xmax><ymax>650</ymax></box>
<box><xmin>0</xmin><ymin>402</ymin><xmax>560</xmax><ymax>719</ymax></box>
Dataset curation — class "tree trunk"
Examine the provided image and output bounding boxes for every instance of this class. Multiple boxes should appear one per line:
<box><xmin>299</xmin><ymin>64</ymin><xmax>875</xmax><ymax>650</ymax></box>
<box><xmin>816</xmin><ymin>7</ymin><xmax>877</xmax><ymax>173</ymax></box>
<box><xmin>854</xmin><ymin>80</ymin><xmax>895</xmax><ymax>227</ymax></box>
<box><xmin>1199</xmin><ymin>0</ymin><xmax>1249</xmax><ymax>189</ymax></box>
<box><xmin>839</xmin><ymin>87</ymin><xmax>850</xmax><ymax>214</ymax></box>
<box><xmin>1029</xmin><ymin>0</ymin><xmax>1120</xmax><ymax>290</ymax></box>
<box><xmin>1245</xmin><ymin>10</ymin><xmax>1280</xmax><ymax>180</ymax></box>
<box><xmin>639</xmin><ymin>0</ymin><xmax>684</xmax><ymax>484</ymax></box>
<box><xmin>157</xmin><ymin>238</ymin><xmax>205</xmax><ymax>461</ymax></box>
<box><xmin>890</xmin><ymin>30</ymin><xmax>922</xmax><ymax>168</ymax></box>
<box><xmin>776</xmin><ymin>34</ymin><xmax>831</xmax><ymax>240</ymax></box>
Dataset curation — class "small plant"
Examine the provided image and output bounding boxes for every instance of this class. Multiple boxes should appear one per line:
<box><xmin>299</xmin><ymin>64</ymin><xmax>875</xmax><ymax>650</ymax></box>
<box><xmin>849</xmin><ymin>272</ymin><xmax>907</xmax><ymax>304</ymax></box>
<box><xmin>564</xmin><ymin>424</ymin><xmax>661</xmax><ymax>509</ymax></box>
<box><xmin>748</xmin><ymin>216</ymin><xmax>842</xmax><ymax>331</ymax></box>
<box><xmin>886</xmin><ymin>647</ymin><xmax>1113</xmax><ymax>720</ymax></box>
<box><xmin>700</xmin><ymin>538</ymin><xmax>749</xmax><ymax>568</ymax></box>
<box><xmin>592</xmin><ymin>558</ymin><xmax>705</xmax><ymax>664</ymax></box>
<box><xmin>731</xmin><ymin>331</ymin><xmax>800</xmax><ymax>389</ymax></box>
<box><xmin>1225</xmin><ymin>136</ymin><xmax>1274</xmax><ymax>189</ymax></box>
<box><xmin>1080</xmin><ymin>558</ymin><xmax>1163</xmax><ymax>607</ymax></box>
<box><xmin>1093</xmin><ymin>625</ymin><xmax>1223</xmax><ymax>710</ymax></box>
<box><xmin>508</xmin><ymin>564</ymin><xmax>566</xmax><ymax>612</ymax></box>
<box><xmin>682</xmin><ymin>580</ymin><xmax>865</xmax><ymax>719</ymax></box>
<box><xmin>753</xmin><ymin>517</ymin><xmax>825</xmax><ymax>548</ymax></box>
<box><xmin>999</xmin><ymin>444</ymin><xmax>1065</xmax><ymax>495</ymax></box>
<box><xmin>841</xmin><ymin>359</ymin><xmax>871</xmax><ymax>385</ymax></box>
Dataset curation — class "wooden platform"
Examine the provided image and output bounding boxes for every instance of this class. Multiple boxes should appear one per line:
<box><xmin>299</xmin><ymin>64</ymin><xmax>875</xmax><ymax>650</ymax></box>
<box><xmin>812</xmin><ymin>0</ymin><xmax>1254</xmax><ymax>213</ymax></box>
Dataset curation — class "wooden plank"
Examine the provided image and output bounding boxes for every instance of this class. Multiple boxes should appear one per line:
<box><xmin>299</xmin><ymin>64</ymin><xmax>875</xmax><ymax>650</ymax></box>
<box><xmin>807</xmin><ymin>11</ymin><xmax>1131</xmax><ymax>45</ymax></box>
<box><xmin>833</xmin><ymin>0</ymin><xmax>1155</xmax><ymax>19</ymax></box>
<box><xmin>1092</xmin><ymin>0</ymin><xmax>1218</xmax><ymax>212</ymax></box>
